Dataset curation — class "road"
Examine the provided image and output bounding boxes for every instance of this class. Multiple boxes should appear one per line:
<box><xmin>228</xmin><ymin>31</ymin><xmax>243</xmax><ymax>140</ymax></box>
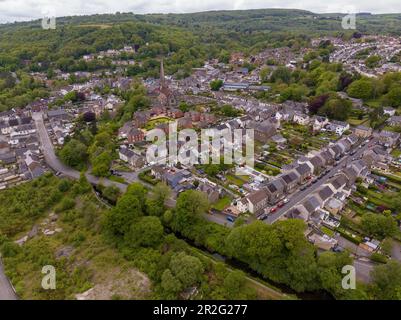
<box><xmin>0</xmin><ymin>258</ymin><xmax>17</xmax><ymax>300</ymax></box>
<box><xmin>33</xmin><ymin>112</ymin><xmax>127</xmax><ymax>192</ymax></box>
<box><xmin>354</xmin><ymin>258</ymin><xmax>375</xmax><ymax>283</ymax></box>
<box><xmin>266</xmin><ymin>137</ymin><xmax>377</xmax><ymax>224</ymax></box>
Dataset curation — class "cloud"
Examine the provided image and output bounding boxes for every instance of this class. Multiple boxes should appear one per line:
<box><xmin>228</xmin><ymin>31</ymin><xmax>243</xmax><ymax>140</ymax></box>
<box><xmin>0</xmin><ymin>0</ymin><xmax>400</xmax><ymax>23</ymax></box>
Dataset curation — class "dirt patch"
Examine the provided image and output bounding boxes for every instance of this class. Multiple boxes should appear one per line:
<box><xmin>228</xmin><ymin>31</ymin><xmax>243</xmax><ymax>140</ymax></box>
<box><xmin>75</xmin><ymin>268</ymin><xmax>151</xmax><ymax>300</ymax></box>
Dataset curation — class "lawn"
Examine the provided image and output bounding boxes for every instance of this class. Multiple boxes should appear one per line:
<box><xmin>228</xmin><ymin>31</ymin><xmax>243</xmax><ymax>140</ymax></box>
<box><xmin>226</xmin><ymin>174</ymin><xmax>248</xmax><ymax>187</ymax></box>
<box><xmin>212</xmin><ymin>196</ymin><xmax>232</xmax><ymax>211</ymax></box>
<box><xmin>145</xmin><ymin>117</ymin><xmax>173</xmax><ymax>130</ymax></box>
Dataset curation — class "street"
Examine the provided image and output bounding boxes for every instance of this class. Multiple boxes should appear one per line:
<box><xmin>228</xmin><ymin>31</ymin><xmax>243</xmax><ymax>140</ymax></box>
<box><xmin>266</xmin><ymin>137</ymin><xmax>377</xmax><ymax>224</ymax></box>
<box><xmin>33</xmin><ymin>112</ymin><xmax>127</xmax><ymax>192</ymax></box>
<box><xmin>0</xmin><ymin>259</ymin><xmax>17</xmax><ymax>300</ymax></box>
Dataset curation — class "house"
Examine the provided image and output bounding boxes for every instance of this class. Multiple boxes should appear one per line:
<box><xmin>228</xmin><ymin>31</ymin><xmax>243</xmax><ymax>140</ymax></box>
<box><xmin>46</xmin><ymin>109</ymin><xmax>71</xmax><ymax>121</ymax></box>
<box><xmin>383</xmin><ymin>107</ymin><xmax>396</xmax><ymax>117</ymax></box>
<box><xmin>271</xmin><ymin>134</ymin><xmax>287</xmax><ymax>147</ymax></box>
<box><xmin>378</xmin><ymin>130</ymin><xmax>400</xmax><ymax>148</ymax></box>
<box><xmin>309</xmin><ymin>155</ymin><xmax>325</xmax><ymax>174</ymax></box>
<box><xmin>198</xmin><ymin>182</ymin><xmax>220</xmax><ymax>204</ymax></box>
<box><xmin>253</xmin><ymin>121</ymin><xmax>276</xmax><ymax>142</ymax></box>
<box><xmin>119</xmin><ymin>147</ymin><xmax>144</xmax><ymax>168</ymax></box>
<box><xmin>293</xmin><ymin>112</ymin><xmax>310</xmax><ymax>126</ymax></box>
<box><xmin>151</xmin><ymin>165</ymin><xmax>165</xmax><ymax>180</ymax></box>
<box><xmin>327</xmin><ymin>120</ymin><xmax>350</xmax><ymax>136</ymax></box>
<box><xmin>302</xmin><ymin>195</ymin><xmax>322</xmax><ymax>215</ymax></box>
<box><xmin>388</xmin><ymin>116</ymin><xmax>401</xmax><ymax>127</ymax></box>
<box><xmin>329</xmin><ymin>174</ymin><xmax>348</xmax><ymax>192</ymax></box>
<box><xmin>265</xmin><ymin>179</ymin><xmax>285</xmax><ymax>205</ymax></box>
<box><xmin>319</xmin><ymin>150</ymin><xmax>335</xmax><ymax>165</ymax></box>
<box><xmin>295</xmin><ymin>163</ymin><xmax>312</xmax><ymax>183</ymax></box>
<box><xmin>118</xmin><ymin>122</ymin><xmax>133</xmax><ymax>140</ymax></box>
<box><xmin>325</xmin><ymin>197</ymin><xmax>344</xmax><ymax>215</ymax></box>
<box><xmin>246</xmin><ymin>188</ymin><xmax>269</xmax><ymax>214</ymax></box>
<box><xmin>316</xmin><ymin>185</ymin><xmax>335</xmax><ymax>205</ymax></box>
<box><xmin>127</xmin><ymin>128</ymin><xmax>145</xmax><ymax>144</ymax></box>
<box><xmin>133</xmin><ymin>111</ymin><xmax>150</xmax><ymax>128</ymax></box>
<box><xmin>354</xmin><ymin>125</ymin><xmax>373</xmax><ymax>138</ymax></box>
<box><xmin>280</xmin><ymin>171</ymin><xmax>300</xmax><ymax>193</ymax></box>
<box><xmin>236</xmin><ymin>198</ymin><xmax>249</xmax><ymax>213</ymax></box>
<box><xmin>312</xmin><ymin>116</ymin><xmax>329</xmax><ymax>132</ymax></box>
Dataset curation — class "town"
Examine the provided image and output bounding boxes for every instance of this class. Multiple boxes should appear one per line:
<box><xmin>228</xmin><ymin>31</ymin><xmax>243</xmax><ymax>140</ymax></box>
<box><xmin>1</xmin><ymin>13</ymin><xmax>401</xmax><ymax>301</ymax></box>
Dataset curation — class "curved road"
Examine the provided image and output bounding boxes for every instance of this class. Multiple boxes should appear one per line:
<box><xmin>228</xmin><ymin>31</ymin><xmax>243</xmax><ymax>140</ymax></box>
<box><xmin>32</xmin><ymin>112</ymin><xmax>127</xmax><ymax>192</ymax></box>
<box><xmin>0</xmin><ymin>258</ymin><xmax>17</xmax><ymax>300</ymax></box>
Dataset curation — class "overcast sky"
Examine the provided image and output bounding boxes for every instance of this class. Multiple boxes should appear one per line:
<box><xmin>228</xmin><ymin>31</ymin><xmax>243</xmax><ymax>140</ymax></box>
<box><xmin>0</xmin><ymin>0</ymin><xmax>400</xmax><ymax>23</ymax></box>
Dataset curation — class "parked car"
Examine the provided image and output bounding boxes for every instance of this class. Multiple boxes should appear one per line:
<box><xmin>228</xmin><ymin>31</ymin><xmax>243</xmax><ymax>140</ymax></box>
<box><xmin>270</xmin><ymin>207</ymin><xmax>278</xmax><ymax>213</ymax></box>
<box><xmin>226</xmin><ymin>216</ymin><xmax>235</xmax><ymax>222</ymax></box>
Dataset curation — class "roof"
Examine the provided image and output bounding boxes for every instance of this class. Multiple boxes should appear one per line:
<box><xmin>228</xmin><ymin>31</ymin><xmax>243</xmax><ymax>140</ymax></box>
<box><xmin>281</xmin><ymin>171</ymin><xmax>299</xmax><ymax>184</ymax></box>
<box><xmin>318</xmin><ymin>186</ymin><xmax>334</xmax><ymax>202</ymax></box>
<box><xmin>266</xmin><ymin>179</ymin><xmax>285</xmax><ymax>194</ymax></box>
<box><xmin>295</xmin><ymin>163</ymin><xmax>312</xmax><ymax>176</ymax></box>
<box><xmin>302</xmin><ymin>195</ymin><xmax>321</xmax><ymax>213</ymax></box>
<box><xmin>247</xmin><ymin>188</ymin><xmax>268</xmax><ymax>205</ymax></box>
<box><xmin>330</xmin><ymin>174</ymin><xmax>348</xmax><ymax>190</ymax></box>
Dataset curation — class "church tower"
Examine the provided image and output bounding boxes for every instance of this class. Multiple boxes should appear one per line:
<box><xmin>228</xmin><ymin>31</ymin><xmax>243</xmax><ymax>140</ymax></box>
<box><xmin>160</xmin><ymin>58</ymin><xmax>166</xmax><ymax>89</ymax></box>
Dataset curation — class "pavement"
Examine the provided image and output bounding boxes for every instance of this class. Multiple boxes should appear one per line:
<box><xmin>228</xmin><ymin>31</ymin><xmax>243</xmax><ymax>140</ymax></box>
<box><xmin>354</xmin><ymin>258</ymin><xmax>375</xmax><ymax>283</ymax></box>
<box><xmin>0</xmin><ymin>258</ymin><xmax>17</xmax><ymax>300</ymax></box>
<box><xmin>266</xmin><ymin>137</ymin><xmax>378</xmax><ymax>224</ymax></box>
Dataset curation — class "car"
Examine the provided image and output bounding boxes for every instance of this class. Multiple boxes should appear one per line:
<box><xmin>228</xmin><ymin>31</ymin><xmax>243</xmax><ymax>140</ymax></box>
<box><xmin>55</xmin><ymin>171</ymin><xmax>61</xmax><ymax>176</ymax></box>
<box><xmin>258</xmin><ymin>213</ymin><xmax>268</xmax><ymax>221</ymax></box>
<box><xmin>300</xmin><ymin>186</ymin><xmax>307</xmax><ymax>191</ymax></box>
<box><xmin>277</xmin><ymin>202</ymin><xmax>284</xmax><ymax>208</ymax></box>
<box><xmin>283</xmin><ymin>198</ymin><xmax>289</xmax><ymax>204</ymax></box>
<box><xmin>270</xmin><ymin>207</ymin><xmax>277</xmax><ymax>213</ymax></box>
<box><xmin>312</xmin><ymin>179</ymin><xmax>318</xmax><ymax>184</ymax></box>
<box><xmin>226</xmin><ymin>216</ymin><xmax>235</xmax><ymax>222</ymax></box>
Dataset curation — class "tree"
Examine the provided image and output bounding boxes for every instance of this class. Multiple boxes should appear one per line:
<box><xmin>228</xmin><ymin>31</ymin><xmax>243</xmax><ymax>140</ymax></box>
<box><xmin>347</xmin><ymin>78</ymin><xmax>374</xmax><ymax>100</ymax></box>
<box><xmin>210</xmin><ymin>79</ymin><xmax>223</xmax><ymax>91</ymax></box>
<box><xmin>169</xmin><ymin>252</ymin><xmax>204</xmax><ymax>289</ymax></box>
<box><xmin>161</xmin><ymin>269</ymin><xmax>182</xmax><ymax>296</ymax></box>
<box><xmin>365</xmin><ymin>55</ymin><xmax>381</xmax><ymax>69</ymax></box>
<box><xmin>225</xmin><ymin>220</ymin><xmax>319</xmax><ymax>292</ymax></box>
<box><xmin>270</xmin><ymin>66</ymin><xmax>292</xmax><ymax>84</ymax></box>
<box><xmin>308</xmin><ymin>94</ymin><xmax>330</xmax><ymax>114</ymax></box>
<box><xmin>102</xmin><ymin>185</ymin><xmax>120</xmax><ymax>204</ymax></box>
<box><xmin>125</xmin><ymin>216</ymin><xmax>164</xmax><ymax>248</ymax></box>
<box><xmin>146</xmin><ymin>183</ymin><xmax>171</xmax><ymax>216</ymax></box>
<box><xmin>384</xmin><ymin>86</ymin><xmax>401</xmax><ymax>107</ymax></box>
<box><xmin>91</xmin><ymin>151</ymin><xmax>112</xmax><ymax>177</ymax></box>
<box><xmin>369</xmin><ymin>260</ymin><xmax>401</xmax><ymax>300</ymax></box>
<box><xmin>317</xmin><ymin>251</ymin><xmax>367</xmax><ymax>299</ymax></box>
<box><xmin>59</xmin><ymin>139</ymin><xmax>88</xmax><ymax>169</ymax></box>
<box><xmin>104</xmin><ymin>193</ymin><xmax>143</xmax><ymax>237</ymax></box>
<box><xmin>361</xmin><ymin>214</ymin><xmax>398</xmax><ymax>239</ymax></box>
<box><xmin>223</xmin><ymin>271</ymin><xmax>246</xmax><ymax>298</ymax></box>
<box><xmin>172</xmin><ymin>190</ymin><xmax>209</xmax><ymax>232</ymax></box>
<box><xmin>318</xmin><ymin>97</ymin><xmax>352</xmax><ymax>121</ymax></box>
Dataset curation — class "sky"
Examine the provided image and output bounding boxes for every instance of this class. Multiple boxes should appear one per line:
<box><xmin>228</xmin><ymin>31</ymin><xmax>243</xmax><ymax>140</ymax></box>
<box><xmin>0</xmin><ymin>0</ymin><xmax>401</xmax><ymax>23</ymax></box>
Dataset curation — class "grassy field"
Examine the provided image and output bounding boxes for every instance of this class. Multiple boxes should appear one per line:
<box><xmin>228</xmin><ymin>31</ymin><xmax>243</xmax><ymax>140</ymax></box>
<box><xmin>212</xmin><ymin>196</ymin><xmax>232</xmax><ymax>211</ymax></box>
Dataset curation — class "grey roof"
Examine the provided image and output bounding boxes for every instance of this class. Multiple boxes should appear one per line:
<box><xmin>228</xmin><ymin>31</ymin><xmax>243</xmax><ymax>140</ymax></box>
<box><xmin>318</xmin><ymin>186</ymin><xmax>334</xmax><ymax>202</ymax></box>
<box><xmin>295</xmin><ymin>163</ymin><xmax>312</xmax><ymax>176</ymax></box>
<box><xmin>281</xmin><ymin>171</ymin><xmax>299</xmax><ymax>184</ymax></box>
<box><xmin>266</xmin><ymin>179</ymin><xmax>285</xmax><ymax>194</ymax></box>
<box><xmin>303</xmin><ymin>195</ymin><xmax>321</xmax><ymax>213</ymax></box>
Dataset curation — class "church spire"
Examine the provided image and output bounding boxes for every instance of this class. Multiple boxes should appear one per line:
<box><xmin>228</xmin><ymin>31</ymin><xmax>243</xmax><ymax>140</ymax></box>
<box><xmin>160</xmin><ymin>58</ymin><xmax>165</xmax><ymax>89</ymax></box>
